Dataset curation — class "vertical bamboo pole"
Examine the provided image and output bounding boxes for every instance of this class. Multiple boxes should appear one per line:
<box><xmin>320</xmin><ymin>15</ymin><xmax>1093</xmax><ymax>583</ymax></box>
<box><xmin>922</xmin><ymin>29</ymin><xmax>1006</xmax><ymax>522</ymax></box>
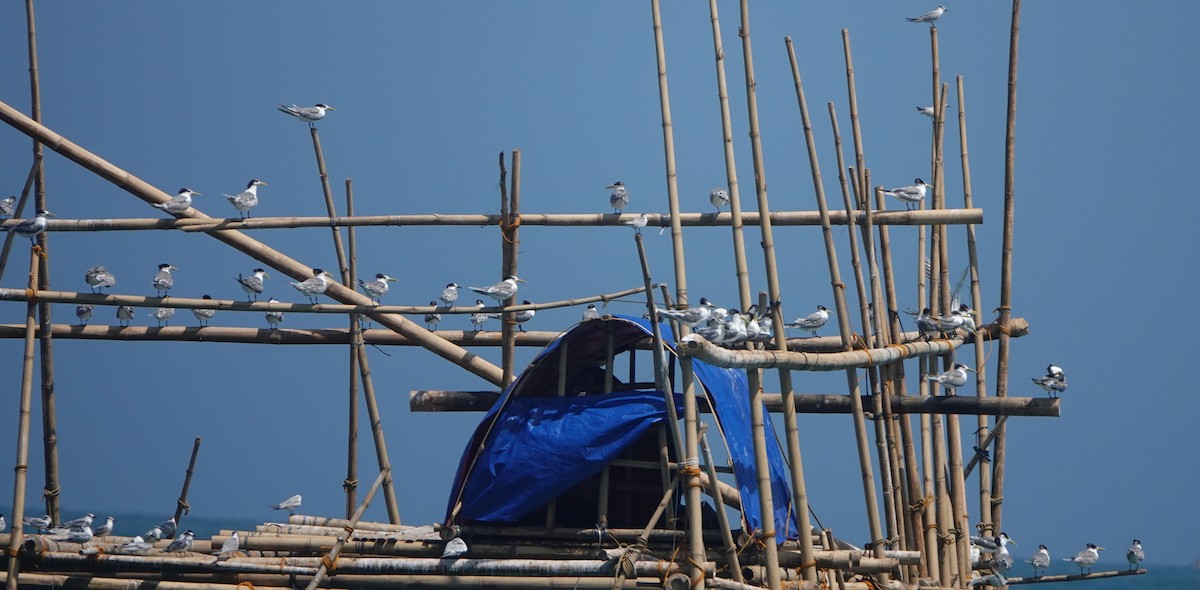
<box><xmin>841</xmin><ymin>30</ymin><xmax>868</xmax><ymax>205</ymax></box>
<box><xmin>25</xmin><ymin>0</ymin><xmax>61</xmax><ymax>524</ymax></box>
<box><xmin>956</xmin><ymin>76</ymin><xmax>991</xmax><ymax>541</ymax></box>
<box><xmin>345</xmin><ymin>179</ymin><xmax>360</xmax><ymax>518</ymax></box>
<box><xmin>304</xmin><ymin>467</ymin><xmax>390</xmax><ymax>590</ymax></box>
<box><xmin>992</xmin><ymin>0</ymin><xmax>1022</xmax><ymax>533</ymax></box>
<box><xmin>171</xmin><ymin>437</ymin><xmax>202</xmax><ymax>532</ymax></box>
<box><xmin>498</xmin><ymin>153</ymin><xmax>515</xmax><ymax>386</ymax></box>
<box><xmin>648</xmin><ymin>1</ymin><xmax>705</xmax><ymax>583</ymax></box>
<box><xmin>6</xmin><ymin>247</ymin><xmax>40</xmax><ymax>590</ymax></box>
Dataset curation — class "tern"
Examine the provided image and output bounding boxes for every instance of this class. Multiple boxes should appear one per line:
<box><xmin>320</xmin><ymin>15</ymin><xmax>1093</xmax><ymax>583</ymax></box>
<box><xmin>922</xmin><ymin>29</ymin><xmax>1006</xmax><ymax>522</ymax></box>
<box><xmin>936</xmin><ymin>308</ymin><xmax>966</xmax><ymax>333</ymax></box>
<box><xmin>439</xmin><ymin>283</ymin><xmax>460</xmax><ymax>307</ymax></box>
<box><xmin>23</xmin><ymin>514</ymin><xmax>52</xmax><ymax>532</ymax></box>
<box><xmin>883</xmin><ymin>179</ymin><xmax>931</xmax><ymax>210</ymax></box>
<box><xmin>193</xmin><ymin>294</ymin><xmax>216</xmax><ymax>326</ymax></box>
<box><xmin>1028</xmin><ymin>544</ymin><xmax>1051</xmax><ymax>578</ymax></box>
<box><xmin>152</xmin><ymin>263</ymin><xmax>178</xmax><ymax>297</ymax></box>
<box><xmin>359</xmin><ymin>273</ymin><xmax>397</xmax><ymax>303</ymax></box>
<box><xmin>709</xmin><ymin>187</ymin><xmax>730</xmax><ymax>212</ymax></box>
<box><xmin>116</xmin><ymin>536</ymin><xmax>152</xmax><ymax>553</ymax></box>
<box><xmin>152</xmin><ymin>188</ymin><xmax>201</xmax><ymax>214</ymax></box>
<box><xmin>925</xmin><ymin>363</ymin><xmax>974</xmax><ymax>395</ymax></box>
<box><xmin>1064</xmin><ymin>543</ymin><xmax>1103</xmax><ymax>574</ymax></box>
<box><xmin>607</xmin><ymin>181</ymin><xmax>629</xmax><ymax>213</ymax></box>
<box><xmin>907</xmin><ymin>5</ymin><xmax>947</xmax><ymax>24</ymax></box>
<box><xmin>0</xmin><ymin>195</ymin><xmax>14</xmax><ymax>218</ymax></box>
<box><xmin>624</xmin><ymin>213</ymin><xmax>649</xmax><ymax>233</ymax></box>
<box><xmin>582</xmin><ymin>303</ymin><xmax>600</xmax><ymax>321</ymax></box>
<box><xmin>0</xmin><ymin>514</ymin><xmax>4</xmax><ymax>532</ymax></box>
<box><xmin>468</xmin><ymin>275</ymin><xmax>525</xmax><ymax>304</ymax></box>
<box><xmin>143</xmin><ymin>526</ymin><xmax>164</xmax><ymax>543</ymax></box>
<box><xmin>165</xmin><ymin>530</ymin><xmax>194</xmax><ymax>553</ymax></box>
<box><xmin>956</xmin><ymin>303</ymin><xmax>978</xmax><ymax>333</ymax></box>
<box><xmin>277</xmin><ymin>103</ymin><xmax>335</xmax><ymax>126</ymax></box>
<box><xmin>75</xmin><ymin>304</ymin><xmax>93</xmax><ymax>326</ymax></box>
<box><xmin>117</xmin><ymin>305</ymin><xmax>135</xmax><ymax>327</ymax></box>
<box><xmin>967</xmin><ymin>573</ymin><xmax>1006</xmax><ymax>588</ymax></box>
<box><xmin>236</xmin><ymin>268</ymin><xmax>270</xmax><ymax>301</ymax></box>
<box><xmin>469</xmin><ymin>300</ymin><xmax>489</xmax><ymax>331</ymax></box>
<box><xmin>56</xmin><ymin>525</ymin><xmax>94</xmax><ymax>544</ymax></box>
<box><xmin>4</xmin><ymin>209</ymin><xmax>54</xmax><ymax>240</ymax></box>
<box><xmin>1032</xmin><ymin>364</ymin><xmax>1068</xmax><ymax>398</ymax></box>
<box><xmin>1047</xmin><ymin>364</ymin><xmax>1065</xmax><ymax>379</ymax></box>
<box><xmin>159</xmin><ymin>517</ymin><xmax>177</xmax><ymax>539</ymax></box>
<box><xmin>224</xmin><ymin>179</ymin><xmax>268</xmax><ymax>218</ymax></box>
<box><xmin>290</xmin><ymin>268</ymin><xmax>334</xmax><ymax>303</ymax></box>
<box><xmin>150</xmin><ymin>307</ymin><xmax>174</xmax><ymax>327</ymax></box>
<box><xmin>657</xmin><ymin>297</ymin><xmax>716</xmax><ymax>327</ymax></box>
<box><xmin>914</xmin><ymin>308</ymin><xmax>940</xmax><ymax>340</ymax></box>
<box><xmin>1126</xmin><ymin>539</ymin><xmax>1144</xmax><ymax>570</ymax></box>
<box><xmin>488</xmin><ymin>300</ymin><xmax>534</xmax><ymax>332</ymax></box>
<box><xmin>916</xmin><ymin>105</ymin><xmax>936</xmax><ymax>118</ymax></box>
<box><xmin>424</xmin><ymin>301</ymin><xmax>442</xmax><ymax>331</ymax></box>
<box><xmin>93</xmin><ymin>516</ymin><xmax>114</xmax><ymax>537</ymax></box>
<box><xmin>59</xmin><ymin>513</ymin><xmax>95</xmax><ymax>530</ymax></box>
<box><xmin>786</xmin><ymin>305</ymin><xmax>830</xmax><ymax>338</ymax></box>
<box><xmin>85</xmin><ymin>265</ymin><xmax>117</xmax><ymax>293</ymax></box>
<box><xmin>220</xmin><ymin>531</ymin><xmax>241</xmax><ymax>554</ymax></box>
<box><xmin>266</xmin><ymin>298</ymin><xmax>284</xmax><ymax>329</ymax></box>
<box><xmin>442</xmin><ymin>537</ymin><xmax>468</xmax><ymax>559</ymax></box>
<box><xmin>270</xmin><ymin>494</ymin><xmax>302</xmax><ymax>515</ymax></box>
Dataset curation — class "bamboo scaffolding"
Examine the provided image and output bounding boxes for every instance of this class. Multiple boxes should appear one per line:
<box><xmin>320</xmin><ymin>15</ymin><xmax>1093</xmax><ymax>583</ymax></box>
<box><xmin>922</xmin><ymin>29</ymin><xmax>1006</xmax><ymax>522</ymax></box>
<box><xmin>346</xmin><ymin>178</ymin><xmax>360</xmax><ymax>517</ymax></box>
<box><xmin>6</xmin><ymin>247</ymin><xmax>40</xmax><ymax>590</ymax></box>
<box><xmin>1</xmin><ymin>572</ymin><xmax>657</xmax><ymax>590</ymax></box>
<box><xmin>992</xmin><ymin>0</ymin><xmax>1023</xmax><ymax>533</ymax></box>
<box><xmin>23</xmin><ymin>209</ymin><xmax>984</xmax><ymax>232</ymax></box>
<box><xmin>1004</xmin><ymin>569</ymin><xmax>1147</xmax><ymax>585</ymax></box>
<box><xmin>170</xmin><ymin>437</ymin><xmax>201</xmax><ymax>535</ymax></box>
<box><xmin>304</xmin><ymin>467</ymin><xmax>390</xmax><ymax>590</ymax></box>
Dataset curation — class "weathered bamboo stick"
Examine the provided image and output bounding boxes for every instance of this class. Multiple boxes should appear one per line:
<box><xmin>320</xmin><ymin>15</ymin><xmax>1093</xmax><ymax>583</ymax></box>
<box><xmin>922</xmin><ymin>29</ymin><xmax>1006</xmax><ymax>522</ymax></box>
<box><xmin>1004</xmin><ymin>569</ymin><xmax>1146</xmax><ymax>585</ymax></box>
<box><xmin>0</xmin><ymin>162</ymin><xmax>37</xmax><ymax>284</ymax></box>
<box><xmin>698</xmin><ymin>428</ymin><xmax>743</xmax><ymax>583</ymax></box>
<box><xmin>346</xmin><ymin>178</ymin><xmax>360</xmax><ymax>518</ymax></box>
<box><xmin>992</xmin><ymin>0</ymin><xmax>1023</xmax><ymax>534</ymax></box>
<box><xmin>6</xmin><ymin>247</ymin><xmax>40</xmax><ymax>590</ymax></box>
<box><xmin>0</xmin><ymin>325</ymin><xmax>566</xmax><ymax>346</ymax></box>
<box><xmin>1</xmin><ymin>572</ymin><xmax>657</xmax><ymax>590</ymax></box>
<box><xmin>498</xmin><ymin>152</ymin><xmax>515</xmax><ymax>386</ymax></box>
<box><xmin>304</xmin><ymin>467</ymin><xmax>390</xmax><ymax>590</ymax></box>
<box><xmin>963</xmin><ymin>416</ymin><xmax>1007</xmax><ymax>477</ymax></box>
<box><xmin>24</xmin><ymin>209</ymin><xmax>984</xmax><ymax>232</ymax></box>
<box><xmin>355</xmin><ymin>343</ymin><xmax>400</xmax><ymax>524</ymax></box>
<box><xmin>170</xmin><ymin>437</ymin><xmax>201</xmax><ymax>535</ymax></box>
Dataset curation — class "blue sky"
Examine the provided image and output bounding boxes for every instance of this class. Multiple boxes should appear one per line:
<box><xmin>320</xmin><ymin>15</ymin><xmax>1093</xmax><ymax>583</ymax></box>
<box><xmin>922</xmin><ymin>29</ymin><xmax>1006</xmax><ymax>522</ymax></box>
<box><xmin>0</xmin><ymin>1</ymin><xmax>1197</xmax><ymax>567</ymax></box>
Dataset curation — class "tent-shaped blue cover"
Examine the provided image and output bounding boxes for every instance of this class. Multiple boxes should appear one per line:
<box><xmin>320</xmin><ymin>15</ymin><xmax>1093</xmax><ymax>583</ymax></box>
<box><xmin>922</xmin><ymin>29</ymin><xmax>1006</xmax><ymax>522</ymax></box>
<box><xmin>445</xmin><ymin>315</ymin><xmax>799</xmax><ymax>543</ymax></box>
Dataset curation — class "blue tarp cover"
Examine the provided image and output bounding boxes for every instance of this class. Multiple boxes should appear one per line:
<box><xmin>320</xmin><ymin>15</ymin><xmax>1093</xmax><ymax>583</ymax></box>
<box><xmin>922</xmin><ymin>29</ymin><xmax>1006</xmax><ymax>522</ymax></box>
<box><xmin>447</xmin><ymin>315</ymin><xmax>800</xmax><ymax>543</ymax></box>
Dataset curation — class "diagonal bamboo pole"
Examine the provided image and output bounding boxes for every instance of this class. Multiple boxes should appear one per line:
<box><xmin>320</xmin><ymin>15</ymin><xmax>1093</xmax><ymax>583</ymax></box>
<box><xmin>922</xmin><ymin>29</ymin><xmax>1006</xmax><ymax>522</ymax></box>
<box><xmin>303</xmin><ymin>466</ymin><xmax>390</xmax><ymax>590</ymax></box>
<box><xmin>346</xmin><ymin>178</ymin><xmax>360</xmax><ymax>518</ymax></box>
<box><xmin>0</xmin><ymin>162</ymin><xmax>37</xmax><ymax>283</ymax></box>
<box><xmin>0</xmin><ymin>98</ymin><xmax>505</xmax><ymax>386</ymax></box>
<box><xmin>6</xmin><ymin>246</ymin><xmax>40</xmax><ymax>590</ymax></box>
<box><xmin>170</xmin><ymin>437</ymin><xmax>202</xmax><ymax>536</ymax></box>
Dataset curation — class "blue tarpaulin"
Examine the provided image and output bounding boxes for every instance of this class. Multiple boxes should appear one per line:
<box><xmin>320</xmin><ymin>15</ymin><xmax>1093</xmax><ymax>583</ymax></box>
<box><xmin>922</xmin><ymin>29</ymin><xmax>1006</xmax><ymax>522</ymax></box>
<box><xmin>446</xmin><ymin>315</ymin><xmax>800</xmax><ymax>543</ymax></box>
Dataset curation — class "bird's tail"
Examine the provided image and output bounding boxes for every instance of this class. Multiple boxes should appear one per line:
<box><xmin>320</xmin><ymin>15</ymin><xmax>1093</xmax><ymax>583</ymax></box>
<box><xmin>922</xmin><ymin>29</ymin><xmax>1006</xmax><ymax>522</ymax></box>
<box><xmin>905</xmin><ymin>17</ymin><xmax>918</xmax><ymax>22</ymax></box>
<box><xmin>466</xmin><ymin>286</ymin><xmax>487</xmax><ymax>295</ymax></box>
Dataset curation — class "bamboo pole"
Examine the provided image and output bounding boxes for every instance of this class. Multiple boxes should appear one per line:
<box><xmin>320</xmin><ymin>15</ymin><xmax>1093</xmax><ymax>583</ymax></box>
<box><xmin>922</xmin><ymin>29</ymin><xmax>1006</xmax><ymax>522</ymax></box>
<box><xmin>963</xmin><ymin>416</ymin><xmax>1006</xmax><ymax>477</ymax></box>
<box><xmin>309</xmin><ymin>127</ymin><xmax>349</xmax><ymax>284</ymax></box>
<box><xmin>6</xmin><ymin>247</ymin><xmax>40</xmax><ymax>590</ymax></box>
<box><xmin>1</xmin><ymin>572</ymin><xmax>661</xmax><ymax>590</ymax></box>
<box><xmin>0</xmin><ymin>99</ymin><xmax>504</xmax><ymax>386</ymax></box>
<box><xmin>841</xmin><ymin>30</ymin><xmax>868</xmax><ymax>205</ymax></box>
<box><xmin>698</xmin><ymin>428</ymin><xmax>743</xmax><ymax>583</ymax></box>
<box><xmin>346</xmin><ymin>178</ymin><xmax>360</xmax><ymax>518</ymax></box>
<box><xmin>0</xmin><ymin>162</ymin><xmax>37</xmax><ymax>283</ymax></box>
<box><xmin>170</xmin><ymin>437</ymin><xmax>202</xmax><ymax>535</ymax></box>
<box><xmin>25</xmin><ymin>209</ymin><xmax>984</xmax><ymax>232</ymax></box>
<box><xmin>498</xmin><ymin>152</ymin><xmax>515</xmax><ymax>386</ymax></box>
<box><xmin>992</xmin><ymin>0</ymin><xmax>1023</xmax><ymax>533</ymax></box>
<box><xmin>1004</xmin><ymin>569</ymin><xmax>1147</xmax><ymax>585</ymax></box>
<box><xmin>502</xmin><ymin>150</ymin><xmax>522</xmax><ymax>386</ymax></box>
<box><xmin>304</xmin><ymin>467</ymin><xmax>390</xmax><ymax>590</ymax></box>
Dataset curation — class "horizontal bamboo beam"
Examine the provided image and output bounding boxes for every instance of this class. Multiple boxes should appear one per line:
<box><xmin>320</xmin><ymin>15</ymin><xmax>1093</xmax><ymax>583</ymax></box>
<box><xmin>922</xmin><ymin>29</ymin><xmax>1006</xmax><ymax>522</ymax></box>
<box><xmin>2</xmin><ymin>572</ymin><xmax>653</xmax><ymax>590</ymax></box>
<box><xmin>0</xmin><ymin>325</ymin><xmax>561</xmax><ymax>347</ymax></box>
<box><xmin>678</xmin><ymin>319</ymin><xmax>1029</xmax><ymax>370</ymax></box>
<box><xmin>1005</xmin><ymin>569</ymin><xmax>1146</xmax><ymax>585</ymax></box>
<box><xmin>20</xmin><ymin>209</ymin><xmax>983</xmax><ymax>232</ymax></box>
<box><xmin>409</xmin><ymin>390</ymin><xmax>1058</xmax><ymax>417</ymax></box>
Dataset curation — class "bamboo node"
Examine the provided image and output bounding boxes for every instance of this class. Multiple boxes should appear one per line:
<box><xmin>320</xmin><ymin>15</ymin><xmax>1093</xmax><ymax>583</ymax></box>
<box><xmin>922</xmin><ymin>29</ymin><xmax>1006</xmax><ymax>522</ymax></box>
<box><xmin>831</xmin><ymin>281</ymin><xmax>846</xmax><ymax>289</ymax></box>
<box><xmin>42</xmin><ymin>485</ymin><xmax>60</xmax><ymax>498</ymax></box>
<box><xmin>924</xmin><ymin>523</ymin><xmax>939</xmax><ymax>532</ymax></box>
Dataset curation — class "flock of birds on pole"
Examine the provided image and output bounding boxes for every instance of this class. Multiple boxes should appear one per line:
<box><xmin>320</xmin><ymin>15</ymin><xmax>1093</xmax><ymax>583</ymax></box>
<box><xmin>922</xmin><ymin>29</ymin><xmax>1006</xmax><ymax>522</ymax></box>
<box><xmin>964</xmin><ymin>532</ymin><xmax>1144</xmax><ymax>586</ymax></box>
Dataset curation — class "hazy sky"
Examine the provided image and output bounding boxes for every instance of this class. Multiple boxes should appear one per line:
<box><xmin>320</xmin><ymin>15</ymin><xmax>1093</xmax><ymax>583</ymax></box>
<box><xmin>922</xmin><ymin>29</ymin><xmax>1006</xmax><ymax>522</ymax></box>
<box><xmin>0</xmin><ymin>1</ymin><xmax>1197</xmax><ymax>567</ymax></box>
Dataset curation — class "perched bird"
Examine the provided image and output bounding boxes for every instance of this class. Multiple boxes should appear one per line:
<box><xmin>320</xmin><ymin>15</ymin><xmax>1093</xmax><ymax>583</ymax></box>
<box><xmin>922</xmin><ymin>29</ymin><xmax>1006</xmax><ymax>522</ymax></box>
<box><xmin>75</xmin><ymin>304</ymin><xmax>93</xmax><ymax>326</ymax></box>
<box><xmin>84</xmin><ymin>265</ymin><xmax>117</xmax><ymax>293</ymax></box>
<box><xmin>469</xmin><ymin>300</ymin><xmax>489</xmax><ymax>331</ymax></box>
<box><xmin>709</xmin><ymin>187</ymin><xmax>730</xmax><ymax>212</ymax></box>
<box><xmin>159</xmin><ymin>517</ymin><xmax>177</xmax><ymax>539</ymax></box>
<box><xmin>424</xmin><ymin>301</ymin><xmax>442</xmax><ymax>331</ymax></box>
<box><xmin>193</xmin><ymin>295</ymin><xmax>216</xmax><ymax>326</ymax></box>
<box><xmin>657</xmin><ymin>298</ymin><xmax>716</xmax><ymax>327</ymax></box>
<box><xmin>956</xmin><ymin>303</ymin><xmax>978</xmax><ymax>334</ymax></box>
<box><xmin>582</xmin><ymin>303</ymin><xmax>600</xmax><ymax>321</ymax></box>
<box><xmin>4</xmin><ymin>208</ymin><xmax>54</xmax><ymax>240</ymax></box>
<box><xmin>359</xmin><ymin>273</ymin><xmax>397</xmax><ymax>303</ymax></box>
<box><xmin>1028</xmin><ymin>544</ymin><xmax>1051</xmax><ymax>578</ymax></box>
<box><xmin>488</xmin><ymin>300</ymin><xmax>534</xmax><ymax>332</ymax></box>
<box><xmin>607</xmin><ymin>181</ymin><xmax>629</xmax><ymax>213</ymax></box>
<box><xmin>468</xmin><ymin>275</ymin><xmax>525</xmax><ymax>304</ymax></box>
<box><xmin>915</xmin><ymin>308</ymin><xmax>940</xmax><ymax>340</ymax></box>
<box><xmin>270</xmin><ymin>494</ymin><xmax>303</xmax><ymax>515</ymax></box>
<box><xmin>142</xmin><ymin>526</ymin><xmax>164</xmax><ymax>543</ymax></box>
<box><xmin>117</xmin><ymin>305</ymin><xmax>135</xmax><ymax>327</ymax></box>
<box><xmin>93</xmin><ymin>516</ymin><xmax>114</xmax><ymax>537</ymax></box>
<box><xmin>152</xmin><ymin>188</ymin><xmax>202</xmax><ymax>214</ymax></box>
<box><xmin>59</xmin><ymin>513</ymin><xmax>95</xmax><ymax>530</ymax></box>
<box><xmin>236</xmin><ymin>268</ymin><xmax>270</xmax><ymax>302</ymax></box>
<box><xmin>0</xmin><ymin>514</ymin><xmax>5</xmax><ymax>532</ymax></box>
<box><xmin>150</xmin><ymin>307</ymin><xmax>175</xmax><ymax>327</ymax></box>
<box><xmin>224</xmin><ymin>179</ymin><xmax>268</xmax><ymax>218</ymax></box>
<box><xmin>290</xmin><ymin>268</ymin><xmax>334</xmax><ymax>304</ymax></box>
<box><xmin>624</xmin><ymin>213</ymin><xmax>649</xmax><ymax>234</ymax></box>
<box><xmin>967</xmin><ymin>573</ymin><xmax>1007</xmax><ymax>588</ymax></box>
<box><xmin>972</xmin><ymin>532</ymin><xmax>1017</xmax><ymax>576</ymax></box>
<box><xmin>883</xmin><ymin>179</ymin><xmax>931</xmax><ymax>210</ymax></box>
<box><xmin>152</xmin><ymin>263</ymin><xmax>178</xmax><ymax>297</ymax></box>
<box><xmin>925</xmin><ymin>363</ymin><xmax>974</xmax><ymax>395</ymax></box>
<box><xmin>1032</xmin><ymin>364</ymin><xmax>1068</xmax><ymax>398</ymax></box>
<box><xmin>265</xmin><ymin>298</ymin><xmax>284</xmax><ymax>329</ymax></box>
<box><xmin>116</xmin><ymin>536</ymin><xmax>152</xmax><ymax>553</ymax></box>
<box><xmin>165</xmin><ymin>530</ymin><xmax>194</xmax><ymax>553</ymax></box>
<box><xmin>1127</xmin><ymin>539</ymin><xmax>1144</xmax><ymax>570</ymax></box>
<box><xmin>936</xmin><ymin>308</ymin><xmax>966</xmax><ymax>333</ymax></box>
<box><xmin>439</xmin><ymin>283</ymin><xmax>460</xmax><ymax>307</ymax></box>
<box><xmin>786</xmin><ymin>305</ymin><xmax>831</xmax><ymax>338</ymax></box>
<box><xmin>906</xmin><ymin>5</ymin><xmax>947</xmax><ymax>24</ymax></box>
<box><xmin>442</xmin><ymin>537</ymin><xmax>468</xmax><ymax>559</ymax></box>
<box><xmin>0</xmin><ymin>195</ymin><xmax>15</xmax><ymax>218</ymax></box>
<box><xmin>220</xmin><ymin>531</ymin><xmax>241</xmax><ymax>554</ymax></box>
<box><xmin>916</xmin><ymin>105</ymin><xmax>936</xmax><ymax>118</ymax></box>
<box><xmin>56</xmin><ymin>525</ymin><xmax>93</xmax><ymax>544</ymax></box>
<box><xmin>1064</xmin><ymin>543</ymin><xmax>1103</xmax><ymax>574</ymax></box>
<box><xmin>23</xmin><ymin>514</ymin><xmax>52</xmax><ymax>533</ymax></box>
<box><xmin>277</xmin><ymin>103</ymin><xmax>336</xmax><ymax>126</ymax></box>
